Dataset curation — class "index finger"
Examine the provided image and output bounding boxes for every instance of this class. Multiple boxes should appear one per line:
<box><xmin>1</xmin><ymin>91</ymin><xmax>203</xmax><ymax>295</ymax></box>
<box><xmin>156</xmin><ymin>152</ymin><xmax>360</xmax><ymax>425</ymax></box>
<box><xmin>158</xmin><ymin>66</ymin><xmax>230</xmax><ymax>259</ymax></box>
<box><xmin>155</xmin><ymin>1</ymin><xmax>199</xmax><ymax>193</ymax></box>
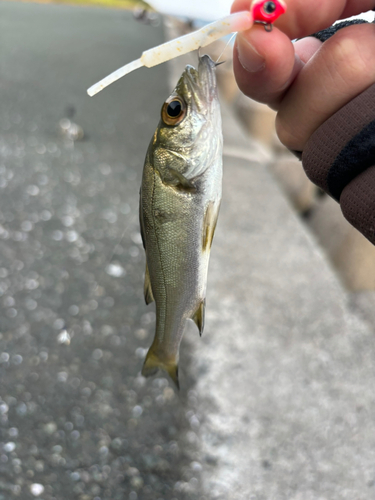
<box><xmin>231</xmin><ymin>0</ymin><xmax>375</xmax><ymax>39</ymax></box>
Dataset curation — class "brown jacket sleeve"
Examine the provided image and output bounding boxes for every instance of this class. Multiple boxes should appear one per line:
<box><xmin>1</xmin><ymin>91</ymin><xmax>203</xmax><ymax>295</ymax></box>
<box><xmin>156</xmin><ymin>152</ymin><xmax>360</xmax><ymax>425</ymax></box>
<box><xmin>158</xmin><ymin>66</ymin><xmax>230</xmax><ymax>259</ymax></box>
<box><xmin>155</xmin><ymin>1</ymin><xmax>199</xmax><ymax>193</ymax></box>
<box><xmin>296</xmin><ymin>18</ymin><xmax>375</xmax><ymax>244</ymax></box>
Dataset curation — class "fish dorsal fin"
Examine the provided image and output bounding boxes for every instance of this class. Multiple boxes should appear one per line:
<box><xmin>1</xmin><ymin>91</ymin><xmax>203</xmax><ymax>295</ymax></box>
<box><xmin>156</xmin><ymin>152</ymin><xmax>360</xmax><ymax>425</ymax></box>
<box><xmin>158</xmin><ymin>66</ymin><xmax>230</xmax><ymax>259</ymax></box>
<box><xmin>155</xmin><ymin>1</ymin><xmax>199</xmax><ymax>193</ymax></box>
<box><xmin>144</xmin><ymin>263</ymin><xmax>155</xmax><ymax>305</ymax></box>
<box><xmin>140</xmin><ymin>189</ymin><xmax>154</xmax><ymax>305</ymax></box>
<box><xmin>203</xmin><ymin>201</ymin><xmax>220</xmax><ymax>252</ymax></box>
<box><xmin>139</xmin><ymin>188</ymin><xmax>146</xmax><ymax>250</ymax></box>
<box><xmin>192</xmin><ymin>299</ymin><xmax>205</xmax><ymax>337</ymax></box>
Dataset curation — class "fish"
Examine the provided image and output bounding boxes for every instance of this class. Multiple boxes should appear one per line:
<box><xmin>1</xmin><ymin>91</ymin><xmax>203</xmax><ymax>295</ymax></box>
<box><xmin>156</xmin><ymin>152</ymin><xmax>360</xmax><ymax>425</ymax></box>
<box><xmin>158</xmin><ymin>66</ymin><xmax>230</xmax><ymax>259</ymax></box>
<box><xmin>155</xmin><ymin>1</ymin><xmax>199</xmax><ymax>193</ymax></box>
<box><xmin>139</xmin><ymin>55</ymin><xmax>223</xmax><ymax>388</ymax></box>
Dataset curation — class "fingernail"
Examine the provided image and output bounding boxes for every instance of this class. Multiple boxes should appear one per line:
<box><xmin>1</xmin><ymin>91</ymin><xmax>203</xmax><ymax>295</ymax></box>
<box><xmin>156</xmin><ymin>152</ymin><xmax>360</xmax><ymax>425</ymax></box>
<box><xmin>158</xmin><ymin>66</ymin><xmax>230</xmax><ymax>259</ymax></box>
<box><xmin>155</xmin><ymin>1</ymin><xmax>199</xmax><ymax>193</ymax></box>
<box><xmin>236</xmin><ymin>34</ymin><xmax>265</xmax><ymax>73</ymax></box>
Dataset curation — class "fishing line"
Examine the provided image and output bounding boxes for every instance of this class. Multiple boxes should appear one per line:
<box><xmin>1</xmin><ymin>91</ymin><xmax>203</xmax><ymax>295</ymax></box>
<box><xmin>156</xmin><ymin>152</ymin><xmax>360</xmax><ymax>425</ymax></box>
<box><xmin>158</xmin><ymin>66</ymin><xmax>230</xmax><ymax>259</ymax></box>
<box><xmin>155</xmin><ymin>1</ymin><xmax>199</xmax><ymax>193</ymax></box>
<box><xmin>215</xmin><ymin>32</ymin><xmax>236</xmax><ymax>65</ymax></box>
<box><xmin>107</xmin><ymin>220</ymin><xmax>133</xmax><ymax>265</ymax></box>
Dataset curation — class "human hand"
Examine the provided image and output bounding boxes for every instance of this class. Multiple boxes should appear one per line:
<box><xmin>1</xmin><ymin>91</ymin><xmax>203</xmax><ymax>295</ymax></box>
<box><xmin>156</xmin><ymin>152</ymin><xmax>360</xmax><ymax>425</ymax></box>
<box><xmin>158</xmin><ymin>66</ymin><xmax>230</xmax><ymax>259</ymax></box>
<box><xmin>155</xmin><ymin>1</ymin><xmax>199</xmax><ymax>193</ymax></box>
<box><xmin>232</xmin><ymin>0</ymin><xmax>375</xmax><ymax>150</ymax></box>
<box><xmin>232</xmin><ymin>0</ymin><xmax>375</xmax><ymax>244</ymax></box>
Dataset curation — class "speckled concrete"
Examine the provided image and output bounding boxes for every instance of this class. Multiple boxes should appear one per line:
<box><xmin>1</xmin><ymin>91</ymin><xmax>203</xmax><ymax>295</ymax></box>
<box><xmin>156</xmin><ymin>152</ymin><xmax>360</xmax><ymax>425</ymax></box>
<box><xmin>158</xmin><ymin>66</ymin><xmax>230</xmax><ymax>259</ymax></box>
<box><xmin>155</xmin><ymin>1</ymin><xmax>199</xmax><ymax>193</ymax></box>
<box><xmin>0</xmin><ymin>4</ymin><xmax>203</xmax><ymax>500</ymax></box>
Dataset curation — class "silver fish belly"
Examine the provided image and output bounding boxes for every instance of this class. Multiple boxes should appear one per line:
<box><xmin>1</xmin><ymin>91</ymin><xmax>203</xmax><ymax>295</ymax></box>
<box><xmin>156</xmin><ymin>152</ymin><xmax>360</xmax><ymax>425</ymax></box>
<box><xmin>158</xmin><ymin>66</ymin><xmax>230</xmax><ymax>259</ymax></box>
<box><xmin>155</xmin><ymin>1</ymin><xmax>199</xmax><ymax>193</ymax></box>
<box><xmin>139</xmin><ymin>55</ymin><xmax>222</xmax><ymax>388</ymax></box>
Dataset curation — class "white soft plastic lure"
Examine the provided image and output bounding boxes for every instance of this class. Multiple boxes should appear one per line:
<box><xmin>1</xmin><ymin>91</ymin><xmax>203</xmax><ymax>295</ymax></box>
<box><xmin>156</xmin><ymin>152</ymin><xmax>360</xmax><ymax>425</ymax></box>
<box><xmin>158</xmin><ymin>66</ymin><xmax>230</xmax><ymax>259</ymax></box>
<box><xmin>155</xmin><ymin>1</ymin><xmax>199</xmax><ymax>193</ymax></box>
<box><xmin>87</xmin><ymin>0</ymin><xmax>286</xmax><ymax>97</ymax></box>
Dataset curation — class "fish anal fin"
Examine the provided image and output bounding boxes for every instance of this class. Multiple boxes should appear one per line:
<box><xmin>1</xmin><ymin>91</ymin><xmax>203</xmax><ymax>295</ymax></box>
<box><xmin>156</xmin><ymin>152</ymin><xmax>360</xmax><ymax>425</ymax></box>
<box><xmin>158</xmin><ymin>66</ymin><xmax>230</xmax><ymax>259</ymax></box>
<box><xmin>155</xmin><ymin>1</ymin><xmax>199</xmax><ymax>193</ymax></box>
<box><xmin>192</xmin><ymin>299</ymin><xmax>205</xmax><ymax>337</ymax></box>
<box><xmin>144</xmin><ymin>263</ymin><xmax>154</xmax><ymax>305</ymax></box>
<box><xmin>142</xmin><ymin>346</ymin><xmax>179</xmax><ymax>390</ymax></box>
<box><xmin>203</xmin><ymin>201</ymin><xmax>220</xmax><ymax>252</ymax></box>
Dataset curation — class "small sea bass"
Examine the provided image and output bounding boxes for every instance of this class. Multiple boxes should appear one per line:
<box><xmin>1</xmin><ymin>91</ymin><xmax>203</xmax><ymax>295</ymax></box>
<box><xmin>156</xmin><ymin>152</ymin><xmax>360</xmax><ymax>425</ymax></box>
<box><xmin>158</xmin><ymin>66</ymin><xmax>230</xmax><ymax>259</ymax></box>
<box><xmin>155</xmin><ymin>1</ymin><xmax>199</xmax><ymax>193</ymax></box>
<box><xmin>139</xmin><ymin>55</ymin><xmax>222</xmax><ymax>388</ymax></box>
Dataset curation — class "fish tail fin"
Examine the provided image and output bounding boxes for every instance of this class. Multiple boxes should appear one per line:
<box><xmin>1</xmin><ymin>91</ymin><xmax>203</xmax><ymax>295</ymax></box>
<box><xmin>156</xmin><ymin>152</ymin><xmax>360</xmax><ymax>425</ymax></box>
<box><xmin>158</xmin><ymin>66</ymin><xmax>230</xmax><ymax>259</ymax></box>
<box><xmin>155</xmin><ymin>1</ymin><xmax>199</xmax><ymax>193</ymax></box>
<box><xmin>142</xmin><ymin>346</ymin><xmax>179</xmax><ymax>390</ymax></box>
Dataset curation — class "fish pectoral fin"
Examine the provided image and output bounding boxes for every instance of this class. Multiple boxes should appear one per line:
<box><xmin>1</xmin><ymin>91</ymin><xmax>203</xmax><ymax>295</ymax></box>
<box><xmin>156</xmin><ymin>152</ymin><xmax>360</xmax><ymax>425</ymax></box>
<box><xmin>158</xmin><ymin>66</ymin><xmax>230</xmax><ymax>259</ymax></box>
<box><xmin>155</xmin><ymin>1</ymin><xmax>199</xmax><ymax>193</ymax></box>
<box><xmin>144</xmin><ymin>263</ymin><xmax>154</xmax><ymax>305</ymax></box>
<box><xmin>163</xmin><ymin>167</ymin><xmax>197</xmax><ymax>193</ymax></box>
<box><xmin>192</xmin><ymin>299</ymin><xmax>205</xmax><ymax>337</ymax></box>
<box><xmin>154</xmin><ymin>148</ymin><xmax>195</xmax><ymax>193</ymax></box>
<box><xmin>142</xmin><ymin>346</ymin><xmax>179</xmax><ymax>390</ymax></box>
<box><xmin>203</xmin><ymin>201</ymin><xmax>220</xmax><ymax>252</ymax></box>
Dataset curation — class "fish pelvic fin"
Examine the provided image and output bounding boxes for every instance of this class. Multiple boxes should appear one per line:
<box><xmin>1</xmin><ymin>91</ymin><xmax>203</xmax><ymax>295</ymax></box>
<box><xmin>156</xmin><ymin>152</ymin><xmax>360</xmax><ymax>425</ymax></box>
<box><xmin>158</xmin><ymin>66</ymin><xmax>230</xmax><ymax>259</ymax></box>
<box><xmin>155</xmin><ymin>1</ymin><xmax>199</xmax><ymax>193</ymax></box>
<box><xmin>203</xmin><ymin>200</ymin><xmax>220</xmax><ymax>252</ymax></box>
<box><xmin>192</xmin><ymin>299</ymin><xmax>205</xmax><ymax>337</ymax></box>
<box><xmin>142</xmin><ymin>347</ymin><xmax>180</xmax><ymax>390</ymax></box>
<box><xmin>144</xmin><ymin>263</ymin><xmax>155</xmax><ymax>305</ymax></box>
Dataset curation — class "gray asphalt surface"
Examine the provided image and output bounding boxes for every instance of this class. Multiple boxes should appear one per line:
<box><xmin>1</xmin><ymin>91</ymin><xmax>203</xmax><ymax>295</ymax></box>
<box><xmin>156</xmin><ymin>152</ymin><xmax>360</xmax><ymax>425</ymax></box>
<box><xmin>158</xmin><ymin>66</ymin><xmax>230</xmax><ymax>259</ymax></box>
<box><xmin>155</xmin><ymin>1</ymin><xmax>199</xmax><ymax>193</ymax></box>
<box><xmin>0</xmin><ymin>3</ymin><xmax>202</xmax><ymax>499</ymax></box>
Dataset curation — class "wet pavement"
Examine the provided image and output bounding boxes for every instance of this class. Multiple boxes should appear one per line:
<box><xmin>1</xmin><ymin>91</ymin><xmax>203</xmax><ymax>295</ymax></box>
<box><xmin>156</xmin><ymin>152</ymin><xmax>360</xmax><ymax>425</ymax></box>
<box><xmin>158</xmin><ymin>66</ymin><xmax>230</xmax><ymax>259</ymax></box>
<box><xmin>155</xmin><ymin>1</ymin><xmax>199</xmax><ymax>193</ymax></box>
<box><xmin>0</xmin><ymin>3</ymin><xmax>203</xmax><ymax>499</ymax></box>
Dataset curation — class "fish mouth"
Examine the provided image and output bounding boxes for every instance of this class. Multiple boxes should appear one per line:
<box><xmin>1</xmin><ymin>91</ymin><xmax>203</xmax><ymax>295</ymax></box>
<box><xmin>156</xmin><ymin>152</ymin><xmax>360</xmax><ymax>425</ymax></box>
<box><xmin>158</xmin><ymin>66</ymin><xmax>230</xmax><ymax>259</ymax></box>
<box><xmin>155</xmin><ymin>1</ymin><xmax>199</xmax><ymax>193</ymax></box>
<box><xmin>182</xmin><ymin>55</ymin><xmax>218</xmax><ymax>111</ymax></box>
<box><xmin>197</xmin><ymin>55</ymin><xmax>218</xmax><ymax>96</ymax></box>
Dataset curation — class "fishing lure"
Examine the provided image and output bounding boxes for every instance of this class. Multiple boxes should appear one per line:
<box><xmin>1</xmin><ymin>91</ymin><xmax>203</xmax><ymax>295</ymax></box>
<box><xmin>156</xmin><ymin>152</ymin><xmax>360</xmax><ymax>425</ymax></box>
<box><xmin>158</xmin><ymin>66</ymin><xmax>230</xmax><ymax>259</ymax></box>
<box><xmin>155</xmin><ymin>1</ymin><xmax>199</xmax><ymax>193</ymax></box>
<box><xmin>87</xmin><ymin>0</ymin><xmax>286</xmax><ymax>96</ymax></box>
<box><xmin>252</xmin><ymin>0</ymin><xmax>287</xmax><ymax>31</ymax></box>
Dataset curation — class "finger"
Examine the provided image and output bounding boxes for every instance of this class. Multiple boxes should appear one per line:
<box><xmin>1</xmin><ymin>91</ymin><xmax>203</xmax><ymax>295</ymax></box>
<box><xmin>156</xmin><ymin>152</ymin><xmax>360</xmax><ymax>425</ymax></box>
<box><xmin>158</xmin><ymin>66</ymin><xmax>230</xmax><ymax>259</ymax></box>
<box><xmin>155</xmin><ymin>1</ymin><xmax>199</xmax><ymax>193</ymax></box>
<box><xmin>276</xmin><ymin>23</ymin><xmax>375</xmax><ymax>151</ymax></box>
<box><xmin>231</xmin><ymin>0</ymin><xmax>375</xmax><ymax>39</ymax></box>
<box><xmin>294</xmin><ymin>37</ymin><xmax>323</xmax><ymax>63</ymax></box>
<box><xmin>233</xmin><ymin>27</ymin><xmax>321</xmax><ymax>107</ymax></box>
<box><xmin>341</xmin><ymin>0</ymin><xmax>375</xmax><ymax>18</ymax></box>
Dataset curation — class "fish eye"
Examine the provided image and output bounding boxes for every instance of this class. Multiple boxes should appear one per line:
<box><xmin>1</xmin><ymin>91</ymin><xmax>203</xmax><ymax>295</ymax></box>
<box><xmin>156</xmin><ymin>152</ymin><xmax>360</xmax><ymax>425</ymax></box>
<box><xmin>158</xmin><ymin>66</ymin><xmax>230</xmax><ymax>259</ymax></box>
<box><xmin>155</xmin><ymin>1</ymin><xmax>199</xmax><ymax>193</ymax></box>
<box><xmin>161</xmin><ymin>97</ymin><xmax>186</xmax><ymax>126</ymax></box>
<box><xmin>167</xmin><ymin>100</ymin><xmax>182</xmax><ymax>117</ymax></box>
<box><xmin>263</xmin><ymin>1</ymin><xmax>276</xmax><ymax>14</ymax></box>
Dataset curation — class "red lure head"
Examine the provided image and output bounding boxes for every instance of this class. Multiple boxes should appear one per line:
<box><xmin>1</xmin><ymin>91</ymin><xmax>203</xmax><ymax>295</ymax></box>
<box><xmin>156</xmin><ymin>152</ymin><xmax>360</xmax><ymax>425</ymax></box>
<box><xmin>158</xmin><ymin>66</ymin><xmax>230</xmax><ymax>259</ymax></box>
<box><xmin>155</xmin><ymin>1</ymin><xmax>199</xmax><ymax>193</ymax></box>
<box><xmin>251</xmin><ymin>0</ymin><xmax>287</xmax><ymax>24</ymax></box>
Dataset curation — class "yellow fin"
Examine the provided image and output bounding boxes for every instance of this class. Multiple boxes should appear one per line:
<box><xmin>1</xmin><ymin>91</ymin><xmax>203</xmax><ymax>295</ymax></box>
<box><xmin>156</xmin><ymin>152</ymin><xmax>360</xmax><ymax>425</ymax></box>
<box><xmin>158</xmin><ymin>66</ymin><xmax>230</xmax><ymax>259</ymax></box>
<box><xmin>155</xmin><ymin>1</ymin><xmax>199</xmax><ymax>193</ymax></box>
<box><xmin>142</xmin><ymin>347</ymin><xmax>179</xmax><ymax>389</ymax></box>
<box><xmin>144</xmin><ymin>263</ymin><xmax>154</xmax><ymax>305</ymax></box>
<box><xmin>192</xmin><ymin>299</ymin><xmax>205</xmax><ymax>337</ymax></box>
<box><xmin>203</xmin><ymin>201</ymin><xmax>220</xmax><ymax>252</ymax></box>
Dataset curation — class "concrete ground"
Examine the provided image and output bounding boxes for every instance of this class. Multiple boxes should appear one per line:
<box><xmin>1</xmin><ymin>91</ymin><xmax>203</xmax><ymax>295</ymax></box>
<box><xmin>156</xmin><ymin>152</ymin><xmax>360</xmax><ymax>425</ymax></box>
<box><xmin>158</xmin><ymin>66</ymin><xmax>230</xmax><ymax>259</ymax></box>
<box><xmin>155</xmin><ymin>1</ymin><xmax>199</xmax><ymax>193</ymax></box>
<box><xmin>191</xmin><ymin>99</ymin><xmax>375</xmax><ymax>500</ymax></box>
<box><xmin>0</xmin><ymin>4</ymin><xmax>201</xmax><ymax>500</ymax></box>
<box><xmin>0</xmin><ymin>3</ymin><xmax>375</xmax><ymax>500</ymax></box>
